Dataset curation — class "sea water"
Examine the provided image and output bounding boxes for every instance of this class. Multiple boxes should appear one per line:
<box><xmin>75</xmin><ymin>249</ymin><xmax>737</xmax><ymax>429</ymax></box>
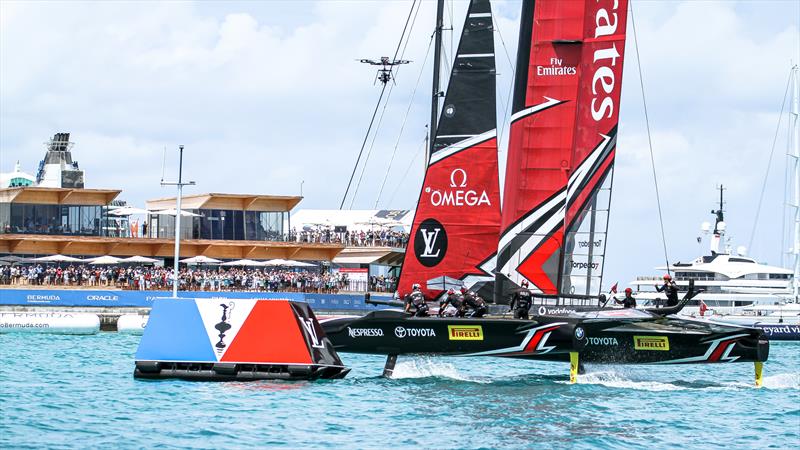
<box><xmin>0</xmin><ymin>333</ymin><xmax>797</xmax><ymax>449</ymax></box>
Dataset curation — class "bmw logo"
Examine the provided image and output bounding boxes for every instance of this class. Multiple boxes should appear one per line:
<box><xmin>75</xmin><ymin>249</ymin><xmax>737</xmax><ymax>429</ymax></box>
<box><xmin>574</xmin><ymin>327</ymin><xmax>585</xmax><ymax>340</ymax></box>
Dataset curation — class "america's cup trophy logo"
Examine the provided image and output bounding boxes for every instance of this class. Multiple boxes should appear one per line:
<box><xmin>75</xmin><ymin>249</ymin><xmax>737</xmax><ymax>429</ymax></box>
<box><xmin>214</xmin><ymin>302</ymin><xmax>235</xmax><ymax>354</ymax></box>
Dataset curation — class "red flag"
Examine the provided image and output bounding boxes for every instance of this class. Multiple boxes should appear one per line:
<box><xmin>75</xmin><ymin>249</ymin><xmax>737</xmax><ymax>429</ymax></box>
<box><xmin>610</xmin><ymin>283</ymin><xmax>618</xmax><ymax>294</ymax></box>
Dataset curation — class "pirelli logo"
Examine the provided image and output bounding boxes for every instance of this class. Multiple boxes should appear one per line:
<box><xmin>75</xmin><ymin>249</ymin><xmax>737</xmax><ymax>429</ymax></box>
<box><xmin>633</xmin><ymin>335</ymin><xmax>670</xmax><ymax>351</ymax></box>
<box><xmin>448</xmin><ymin>325</ymin><xmax>484</xmax><ymax>341</ymax></box>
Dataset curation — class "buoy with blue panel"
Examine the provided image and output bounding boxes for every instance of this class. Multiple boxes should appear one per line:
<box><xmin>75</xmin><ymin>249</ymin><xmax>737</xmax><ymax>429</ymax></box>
<box><xmin>134</xmin><ymin>298</ymin><xmax>350</xmax><ymax>381</ymax></box>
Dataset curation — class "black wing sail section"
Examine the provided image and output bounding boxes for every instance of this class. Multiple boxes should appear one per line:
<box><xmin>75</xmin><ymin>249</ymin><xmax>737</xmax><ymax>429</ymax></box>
<box><xmin>397</xmin><ymin>0</ymin><xmax>501</xmax><ymax>302</ymax></box>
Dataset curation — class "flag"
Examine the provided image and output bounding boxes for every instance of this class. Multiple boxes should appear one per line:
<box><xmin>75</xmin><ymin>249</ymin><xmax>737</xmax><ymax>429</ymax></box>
<box><xmin>610</xmin><ymin>283</ymin><xmax>618</xmax><ymax>294</ymax></box>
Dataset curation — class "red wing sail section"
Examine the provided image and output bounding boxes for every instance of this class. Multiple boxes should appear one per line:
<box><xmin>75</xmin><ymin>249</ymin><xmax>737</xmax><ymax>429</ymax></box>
<box><xmin>398</xmin><ymin>0</ymin><xmax>500</xmax><ymax>300</ymax></box>
<box><xmin>496</xmin><ymin>0</ymin><xmax>628</xmax><ymax>301</ymax></box>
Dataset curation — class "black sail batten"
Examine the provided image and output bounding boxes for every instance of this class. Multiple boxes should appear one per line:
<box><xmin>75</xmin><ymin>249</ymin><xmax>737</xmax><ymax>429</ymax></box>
<box><xmin>432</xmin><ymin>0</ymin><xmax>497</xmax><ymax>155</ymax></box>
<box><xmin>511</xmin><ymin>0</ymin><xmax>535</xmax><ymax>115</ymax></box>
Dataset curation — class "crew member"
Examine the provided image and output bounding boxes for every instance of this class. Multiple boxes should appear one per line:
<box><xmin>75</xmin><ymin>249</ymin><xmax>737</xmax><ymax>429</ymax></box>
<box><xmin>439</xmin><ymin>288</ymin><xmax>465</xmax><ymax>317</ymax></box>
<box><xmin>615</xmin><ymin>287</ymin><xmax>637</xmax><ymax>308</ymax></box>
<box><xmin>655</xmin><ymin>274</ymin><xmax>679</xmax><ymax>307</ymax></box>
<box><xmin>462</xmin><ymin>288</ymin><xmax>488</xmax><ymax>318</ymax></box>
<box><xmin>509</xmin><ymin>280</ymin><xmax>533</xmax><ymax>320</ymax></box>
<box><xmin>404</xmin><ymin>283</ymin><xmax>429</xmax><ymax>317</ymax></box>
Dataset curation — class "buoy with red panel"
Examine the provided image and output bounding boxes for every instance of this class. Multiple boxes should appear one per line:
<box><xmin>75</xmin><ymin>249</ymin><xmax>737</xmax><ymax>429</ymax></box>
<box><xmin>134</xmin><ymin>298</ymin><xmax>350</xmax><ymax>381</ymax></box>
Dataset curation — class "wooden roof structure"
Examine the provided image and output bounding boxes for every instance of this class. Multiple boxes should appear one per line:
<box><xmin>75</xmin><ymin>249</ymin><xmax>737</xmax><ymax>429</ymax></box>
<box><xmin>0</xmin><ymin>187</ymin><xmax>121</xmax><ymax>206</ymax></box>
<box><xmin>146</xmin><ymin>193</ymin><xmax>303</xmax><ymax>212</ymax></box>
<box><xmin>0</xmin><ymin>234</ymin><xmax>342</xmax><ymax>261</ymax></box>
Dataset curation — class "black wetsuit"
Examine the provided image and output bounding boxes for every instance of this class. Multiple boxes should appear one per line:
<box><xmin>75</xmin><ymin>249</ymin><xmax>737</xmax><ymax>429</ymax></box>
<box><xmin>439</xmin><ymin>292</ymin><xmax>466</xmax><ymax>317</ymax></box>
<box><xmin>404</xmin><ymin>291</ymin><xmax>429</xmax><ymax>317</ymax></box>
<box><xmin>622</xmin><ymin>294</ymin><xmax>636</xmax><ymax>309</ymax></box>
<box><xmin>463</xmin><ymin>292</ymin><xmax>488</xmax><ymax>318</ymax></box>
<box><xmin>656</xmin><ymin>281</ymin><xmax>679</xmax><ymax>307</ymax></box>
<box><xmin>509</xmin><ymin>289</ymin><xmax>532</xmax><ymax>320</ymax></box>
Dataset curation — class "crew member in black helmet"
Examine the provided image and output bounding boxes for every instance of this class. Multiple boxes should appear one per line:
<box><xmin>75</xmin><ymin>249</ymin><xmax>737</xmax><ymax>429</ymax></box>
<box><xmin>404</xmin><ymin>283</ymin><xmax>429</xmax><ymax>317</ymax></box>
<box><xmin>615</xmin><ymin>287</ymin><xmax>637</xmax><ymax>309</ymax></box>
<box><xmin>462</xmin><ymin>287</ymin><xmax>488</xmax><ymax>318</ymax></box>
<box><xmin>655</xmin><ymin>274</ymin><xmax>679</xmax><ymax>307</ymax></box>
<box><xmin>439</xmin><ymin>288</ymin><xmax>466</xmax><ymax>317</ymax></box>
<box><xmin>509</xmin><ymin>280</ymin><xmax>533</xmax><ymax>320</ymax></box>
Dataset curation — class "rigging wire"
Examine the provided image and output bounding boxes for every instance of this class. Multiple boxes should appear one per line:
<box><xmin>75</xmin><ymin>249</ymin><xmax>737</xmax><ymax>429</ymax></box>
<box><xmin>630</xmin><ymin>2</ymin><xmax>671</xmax><ymax>273</ymax></box>
<box><xmin>375</xmin><ymin>33</ymin><xmax>434</xmax><ymax>208</ymax></box>
<box><xmin>387</xmin><ymin>130</ymin><xmax>429</xmax><ymax>206</ymax></box>
<box><xmin>348</xmin><ymin>0</ymin><xmax>421</xmax><ymax>209</ymax></box>
<box><xmin>748</xmin><ymin>67</ymin><xmax>794</xmax><ymax>253</ymax></box>
<box><xmin>340</xmin><ymin>0</ymin><xmax>418</xmax><ymax>209</ymax></box>
<box><xmin>491</xmin><ymin>9</ymin><xmax>517</xmax><ymax>155</ymax></box>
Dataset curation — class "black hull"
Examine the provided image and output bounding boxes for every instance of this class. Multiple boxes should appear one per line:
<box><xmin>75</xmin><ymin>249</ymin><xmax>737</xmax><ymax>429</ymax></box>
<box><xmin>322</xmin><ymin>310</ymin><xmax>768</xmax><ymax>365</ymax></box>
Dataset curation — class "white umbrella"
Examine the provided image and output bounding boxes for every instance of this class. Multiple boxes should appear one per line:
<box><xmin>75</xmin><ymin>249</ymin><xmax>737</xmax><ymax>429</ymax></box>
<box><xmin>121</xmin><ymin>255</ymin><xmax>159</xmax><ymax>264</ymax></box>
<box><xmin>108</xmin><ymin>206</ymin><xmax>150</xmax><ymax>216</ymax></box>
<box><xmin>33</xmin><ymin>255</ymin><xmax>85</xmax><ymax>263</ymax></box>
<box><xmin>180</xmin><ymin>255</ymin><xmax>222</xmax><ymax>264</ymax></box>
<box><xmin>88</xmin><ymin>255</ymin><xmax>124</xmax><ymax>265</ymax></box>
<box><xmin>264</xmin><ymin>258</ymin><xmax>314</xmax><ymax>267</ymax></box>
<box><xmin>221</xmin><ymin>259</ymin><xmax>265</xmax><ymax>267</ymax></box>
<box><xmin>285</xmin><ymin>260</ymin><xmax>316</xmax><ymax>267</ymax></box>
<box><xmin>152</xmin><ymin>209</ymin><xmax>202</xmax><ymax>217</ymax></box>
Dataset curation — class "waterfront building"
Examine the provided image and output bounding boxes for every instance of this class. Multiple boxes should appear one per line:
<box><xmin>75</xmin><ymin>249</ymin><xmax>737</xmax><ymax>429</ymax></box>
<box><xmin>0</xmin><ymin>187</ymin><xmax>342</xmax><ymax>261</ymax></box>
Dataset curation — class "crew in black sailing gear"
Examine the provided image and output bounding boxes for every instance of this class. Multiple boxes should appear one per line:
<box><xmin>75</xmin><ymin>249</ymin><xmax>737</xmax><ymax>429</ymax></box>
<box><xmin>439</xmin><ymin>288</ymin><xmax>466</xmax><ymax>317</ymax></box>
<box><xmin>509</xmin><ymin>280</ymin><xmax>533</xmax><ymax>320</ymax></box>
<box><xmin>462</xmin><ymin>288</ymin><xmax>488</xmax><ymax>318</ymax></box>
<box><xmin>655</xmin><ymin>274</ymin><xmax>679</xmax><ymax>307</ymax></box>
<box><xmin>615</xmin><ymin>287</ymin><xmax>637</xmax><ymax>308</ymax></box>
<box><xmin>404</xmin><ymin>283</ymin><xmax>429</xmax><ymax>317</ymax></box>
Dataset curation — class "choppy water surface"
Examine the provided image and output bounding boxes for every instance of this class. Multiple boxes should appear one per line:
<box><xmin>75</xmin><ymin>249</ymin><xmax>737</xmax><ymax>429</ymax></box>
<box><xmin>1</xmin><ymin>333</ymin><xmax>798</xmax><ymax>449</ymax></box>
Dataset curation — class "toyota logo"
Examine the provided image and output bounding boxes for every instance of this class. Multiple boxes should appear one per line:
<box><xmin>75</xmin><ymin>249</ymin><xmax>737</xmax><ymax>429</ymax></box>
<box><xmin>394</xmin><ymin>326</ymin><xmax>407</xmax><ymax>338</ymax></box>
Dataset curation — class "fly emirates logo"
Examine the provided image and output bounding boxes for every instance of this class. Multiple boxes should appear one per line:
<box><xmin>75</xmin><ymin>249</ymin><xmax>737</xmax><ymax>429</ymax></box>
<box><xmin>591</xmin><ymin>0</ymin><xmax>623</xmax><ymax>122</ymax></box>
<box><xmin>424</xmin><ymin>168</ymin><xmax>491</xmax><ymax>207</ymax></box>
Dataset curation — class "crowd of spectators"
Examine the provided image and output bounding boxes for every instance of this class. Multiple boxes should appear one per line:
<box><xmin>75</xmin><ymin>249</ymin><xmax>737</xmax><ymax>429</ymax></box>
<box><xmin>292</xmin><ymin>229</ymin><xmax>409</xmax><ymax>248</ymax></box>
<box><xmin>0</xmin><ymin>265</ymin><xmax>358</xmax><ymax>293</ymax></box>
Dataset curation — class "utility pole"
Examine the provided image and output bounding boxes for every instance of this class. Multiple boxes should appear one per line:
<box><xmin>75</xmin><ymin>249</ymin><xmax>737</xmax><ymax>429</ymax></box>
<box><xmin>161</xmin><ymin>145</ymin><xmax>195</xmax><ymax>298</ymax></box>
<box><xmin>428</xmin><ymin>0</ymin><xmax>445</xmax><ymax>163</ymax></box>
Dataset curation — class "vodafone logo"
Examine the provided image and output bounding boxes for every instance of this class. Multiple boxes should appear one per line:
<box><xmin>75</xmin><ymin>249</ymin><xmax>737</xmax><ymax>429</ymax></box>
<box><xmin>425</xmin><ymin>169</ymin><xmax>491</xmax><ymax>207</ymax></box>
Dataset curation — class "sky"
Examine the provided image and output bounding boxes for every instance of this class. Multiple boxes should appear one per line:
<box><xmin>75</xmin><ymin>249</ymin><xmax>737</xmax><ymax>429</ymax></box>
<box><xmin>1</xmin><ymin>0</ymin><xmax>799</xmax><ymax>286</ymax></box>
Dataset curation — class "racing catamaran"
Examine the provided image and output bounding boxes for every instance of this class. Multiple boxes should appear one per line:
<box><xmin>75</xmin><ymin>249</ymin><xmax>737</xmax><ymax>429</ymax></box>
<box><xmin>323</xmin><ymin>0</ymin><xmax>769</xmax><ymax>385</ymax></box>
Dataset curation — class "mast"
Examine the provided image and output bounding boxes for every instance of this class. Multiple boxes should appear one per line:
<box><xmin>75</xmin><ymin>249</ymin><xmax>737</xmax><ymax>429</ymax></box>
<box><xmin>161</xmin><ymin>145</ymin><xmax>195</xmax><ymax>298</ymax></box>
<box><xmin>428</xmin><ymin>0</ymin><xmax>445</xmax><ymax>161</ymax></box>
<box><xmin>790</xmin><ymin>64</ymin><xmax>799</xmax><ymax>301</ymax></box>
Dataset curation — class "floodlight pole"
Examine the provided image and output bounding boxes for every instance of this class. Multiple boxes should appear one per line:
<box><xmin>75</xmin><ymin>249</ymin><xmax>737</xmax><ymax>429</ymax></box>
<box><xmin>161</xmin><ymin>145</ymin><xmax>195</xmax><ymax>298</ymax></box>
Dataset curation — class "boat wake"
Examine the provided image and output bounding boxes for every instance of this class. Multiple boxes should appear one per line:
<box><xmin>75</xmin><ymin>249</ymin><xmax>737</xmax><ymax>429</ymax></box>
<box><xmin>389</xmin><ymin>357</ymin><xmax>491</xmax><ymax>383</ymax></box>
<box><xmin>558</xmin><ymin>368</ymin><xmax>800</xmax><ymax>391</ymax></box>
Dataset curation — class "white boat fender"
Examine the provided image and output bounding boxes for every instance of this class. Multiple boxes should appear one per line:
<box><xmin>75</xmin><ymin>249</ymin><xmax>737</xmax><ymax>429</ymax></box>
<box><xmin>117</xmin><ymin>314</ymin><xmax>149</xmax><ymax>334</ymax></box>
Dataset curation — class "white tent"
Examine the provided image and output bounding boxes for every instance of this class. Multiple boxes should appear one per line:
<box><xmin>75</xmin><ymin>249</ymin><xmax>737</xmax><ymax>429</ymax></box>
<box><xmin>152</xmin><ymin>209</ymin><xmax>202</xmax><ymax>217</ymax></box>
<box><xmin>108</xmin><ymin>206</ymin><xmax>150</xmax><ymax>216</ymax></box>
<box><xmin>220</xmin><ymin>259</ymin><xmax>265</xmax><ymax>267</ymax></box>
<box><xmin>33</xmin><ymin>255</ymin><xmax>85</xmax><ymax>263</ymax></box>
<box><xmin>121</xmin><ymin>255</ymin><xmax>159</xmax><ymax>264</ymax></box>
<box><xmin>88</xmin><ymin>255</ymin><xmax>124</xmax><ymax>265</ymax></box>
<box><xmin>180</xmin><ymin>255</ymin><xmax>222</xmax><ymax>264</ymax></box>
